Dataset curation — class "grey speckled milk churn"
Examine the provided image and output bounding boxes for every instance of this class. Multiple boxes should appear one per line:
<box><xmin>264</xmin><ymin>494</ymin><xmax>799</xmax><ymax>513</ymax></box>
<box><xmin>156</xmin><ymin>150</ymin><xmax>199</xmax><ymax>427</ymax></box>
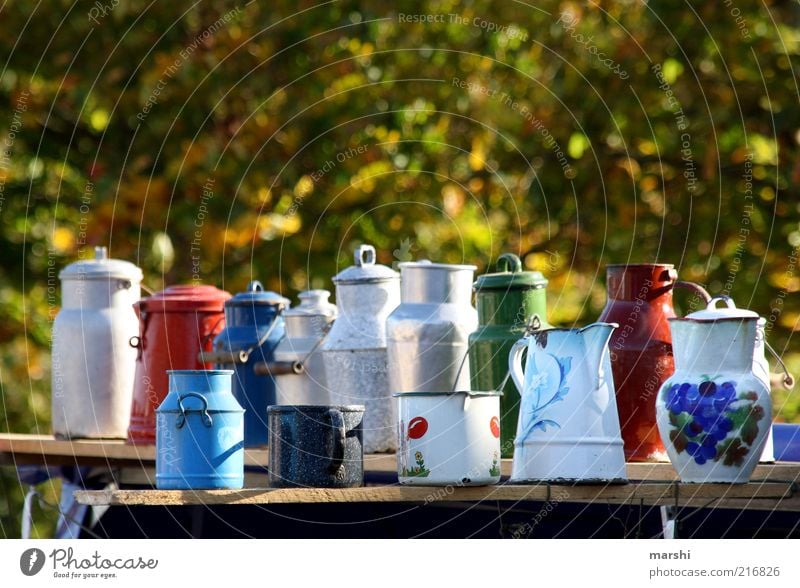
<box><xmin>321</xmin><ymin>245</ymin><xmax>400</xmax><ymax>453</ymax></box>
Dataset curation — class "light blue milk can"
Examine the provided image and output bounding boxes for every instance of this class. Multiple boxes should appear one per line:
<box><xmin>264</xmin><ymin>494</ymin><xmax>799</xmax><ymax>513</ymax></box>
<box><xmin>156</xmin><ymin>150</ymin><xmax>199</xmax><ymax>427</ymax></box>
<box><xmin>156</xmin><ymin>370</ymin><xmax>244</xmax><ymax>489</ymax></box>
<box><xmin>201</xmin><ymin>281</ymin><xmax>289</xmax><ymax>447</ymax></box>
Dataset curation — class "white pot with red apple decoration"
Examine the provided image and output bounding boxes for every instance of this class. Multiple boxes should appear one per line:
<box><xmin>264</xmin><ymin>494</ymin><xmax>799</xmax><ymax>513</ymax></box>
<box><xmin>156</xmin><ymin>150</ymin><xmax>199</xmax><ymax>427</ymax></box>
<box><xmin>394</xmin><ymin>390</ymin><xmax>502</xmax><ymax>486</ymax></box>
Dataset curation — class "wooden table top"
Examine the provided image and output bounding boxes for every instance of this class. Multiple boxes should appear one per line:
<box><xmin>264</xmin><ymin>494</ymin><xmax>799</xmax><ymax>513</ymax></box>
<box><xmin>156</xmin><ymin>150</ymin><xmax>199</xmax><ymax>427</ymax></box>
<box><xmin>3</xmin><ymin>434</ymin><xmax>798</xmax><ymax>510</ymax></box>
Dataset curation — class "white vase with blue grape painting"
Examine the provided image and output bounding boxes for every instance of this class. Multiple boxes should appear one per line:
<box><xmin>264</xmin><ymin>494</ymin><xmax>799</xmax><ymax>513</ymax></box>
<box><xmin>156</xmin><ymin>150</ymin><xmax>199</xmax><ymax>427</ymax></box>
<box><xmin>656</xmin><ymin>299</ymin><xmax>771</xmax><ymax>483</ymax></box>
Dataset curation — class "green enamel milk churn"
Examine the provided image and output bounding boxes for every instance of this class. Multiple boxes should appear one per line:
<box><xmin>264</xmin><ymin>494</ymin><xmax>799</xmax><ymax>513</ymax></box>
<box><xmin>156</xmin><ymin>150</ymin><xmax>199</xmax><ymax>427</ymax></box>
<box><xmin>468</xmin><ymin>253</ymin><xmax>549</xmax><ymax>458</ymax></box>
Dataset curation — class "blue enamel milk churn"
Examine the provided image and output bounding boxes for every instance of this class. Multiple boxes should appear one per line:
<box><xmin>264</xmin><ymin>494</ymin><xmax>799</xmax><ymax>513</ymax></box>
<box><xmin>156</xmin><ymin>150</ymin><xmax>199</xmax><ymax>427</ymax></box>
<box><xmin>156</xmin><ymin>370</ymin><xmax>244</xmax><ymax>490</ymax></box>
<box><xmin>200</xmin><ymin>281</ymin><xmax>289</xmax><ymax>447</ymax></box>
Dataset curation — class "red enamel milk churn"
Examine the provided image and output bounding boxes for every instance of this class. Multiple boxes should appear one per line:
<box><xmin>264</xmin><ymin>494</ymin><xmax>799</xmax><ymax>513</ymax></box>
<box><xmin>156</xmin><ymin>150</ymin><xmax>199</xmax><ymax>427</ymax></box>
<box><xmin>127</xmin><ymin>284</ymin><xmax>231</xmax><ymax>444</ymax></box>
<box><xmin>598</xmin><ymin>264</ymin><xmax>709</xmax><ymax>462</ymax></box>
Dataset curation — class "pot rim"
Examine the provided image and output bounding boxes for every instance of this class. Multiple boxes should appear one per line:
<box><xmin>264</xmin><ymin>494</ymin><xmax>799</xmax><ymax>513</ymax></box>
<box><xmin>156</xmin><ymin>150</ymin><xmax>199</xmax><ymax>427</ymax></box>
<box><xmin>166</xmin><ymin>369</ymin><xmax>235</xmax><ymax>376</ymax></box>
<box><xmin>393</xmin><ymin>390</ymin><xmax>503</xmax><ymax>397</ymax></box>
<box><xmin>398</xmin><ymin>261</ymin><xmax>478</xmax><ymax>271</ymax></box>
<box><xmin>605</xmin><ymin>263</ymin><xmax>675</xmax><ymax>269</ymax></box>
<box><xmin>267</xmin><ymin>404</ymin><xmax>366</xmax><ymax>412</ymax></box>
<box><xmin>667</xmin><ymin>316</ymin><xmax>763</xmax><ymax>324</ymax></box>
<box><xmin>518</xmin><ymin>322</ymin><xmax>618</xmax><ymax>334</ymax></box>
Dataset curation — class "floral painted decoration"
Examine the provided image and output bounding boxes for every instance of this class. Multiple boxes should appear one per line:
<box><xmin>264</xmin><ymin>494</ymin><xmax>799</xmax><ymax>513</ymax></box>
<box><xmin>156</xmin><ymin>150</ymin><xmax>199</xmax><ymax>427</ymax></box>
<box><xmin>401</xmin><ymin>450</ymin><xmax>430</xmax><ymax>477</ymax></box>
<box><xmin>489</xmin><ymin>451</ymin><xmax>500</xmax><ymax>477</ymax></box>
<box><xmin>664</xmin><ymin>379</ymin><xmax>765</xmax><ymax>467</ymax></box>
<box><xmin>518</xmin><ymin>350</ymin><xmax>572</xmax><ymax>441</ymax></box>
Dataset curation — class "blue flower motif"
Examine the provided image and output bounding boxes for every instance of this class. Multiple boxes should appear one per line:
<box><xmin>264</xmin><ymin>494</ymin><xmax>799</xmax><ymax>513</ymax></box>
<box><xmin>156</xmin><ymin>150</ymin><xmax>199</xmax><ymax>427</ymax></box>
<box><xmin>518</xmin><ymin>351</ymin><xmax>572</xmax><ymax>440</ymax></box>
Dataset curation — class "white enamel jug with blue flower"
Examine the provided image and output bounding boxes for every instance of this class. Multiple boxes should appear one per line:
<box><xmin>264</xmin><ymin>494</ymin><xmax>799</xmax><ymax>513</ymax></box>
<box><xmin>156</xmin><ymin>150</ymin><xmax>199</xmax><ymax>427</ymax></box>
<box><xmin>508</xmin><ymin>319</ymin><xmax>627</xmax><ymax>483</ymax></box>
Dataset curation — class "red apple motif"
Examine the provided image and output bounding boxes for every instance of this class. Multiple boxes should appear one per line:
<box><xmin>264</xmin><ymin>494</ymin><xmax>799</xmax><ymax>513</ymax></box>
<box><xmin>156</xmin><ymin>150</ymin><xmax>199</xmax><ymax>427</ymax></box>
<box><xmin>408</xmin><ymin>416</ymin><xmax>428</xmax><ymax>439</ymax></box>
<box><xmin>490</xmin><ymin>416</ymin><xmax>500</xmax><ymax>439</ymax></box>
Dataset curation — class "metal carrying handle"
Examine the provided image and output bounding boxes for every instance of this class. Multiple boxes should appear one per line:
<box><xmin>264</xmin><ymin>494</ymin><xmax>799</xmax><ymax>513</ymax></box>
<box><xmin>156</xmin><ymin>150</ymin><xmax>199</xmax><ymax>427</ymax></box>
<box><xmin>706</xmin><ymin>295</ymin><xmax>736</xmax><ymax>310</ymax></box>
<box><xmin>200</xmin><ymin>316</ymin><xmax>226</xmax><ymax>349</ymax></box>
<box><xmin>175</xmin><ymin>392</ymin><xmax>213</xmax><ymax>429</ymax></box>
<box><xmin>695</xmin><ymin>296</ymin><xmax>794</xmax><ymax>390</ymax></box>
<box><xmin>202</xmin><ymin>291</ymin><xmax>288</xmax><ymax>365</ymax></box>
<box><xmin>253</xmin><ymin>316</ymin><xmax>333</xmax><ymax>377</ymax></box>
<box><xmin>327</xmin><ymin>408</ymin><xmax>346</xmax><ymax>474</ymax></box>
<box><xmin>450</xmin><ymin>316</ymin><xmax>542</xmax><ymax>394</ymax></box>
<box><xmin>355</xmin><ymin>244</ymin><xmax>376</xmax><ymax>267</ymax></box>
<box><xmin>198</xmin><ymin>350</ymin><xmax>250</xmax><ymax>365</ymax></box>
<box><xmin>496</xmin><ymin>253</ymin><xmax>523</xmax><ymax>273</ymax></box>
<box><xmin>253</xmin><ymin>360</ymin><xmax>305</xmax><ymax>376</ymax></box>
<box><xmin>765</xmin><ymin>340</ymin><xmax>796</xmax><ymax>391</ymax></box>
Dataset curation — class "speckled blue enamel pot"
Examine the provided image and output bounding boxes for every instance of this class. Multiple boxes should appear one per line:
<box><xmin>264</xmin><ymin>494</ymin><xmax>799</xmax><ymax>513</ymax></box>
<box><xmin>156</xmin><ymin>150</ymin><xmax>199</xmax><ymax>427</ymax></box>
<box><xmin>156</xmin><ymin>370</ymin><xmax>244</xmax><ymax>490</ymax></box>
<box><xmin>268</xmin><ymin>405</ymin><xmax>364</xmax><ymax>488</ymax></box>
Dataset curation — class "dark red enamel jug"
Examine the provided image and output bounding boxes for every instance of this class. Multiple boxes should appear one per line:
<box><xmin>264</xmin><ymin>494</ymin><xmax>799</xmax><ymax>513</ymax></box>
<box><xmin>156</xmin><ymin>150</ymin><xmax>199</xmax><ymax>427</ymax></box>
<box><xmin>598</xmin><ymin>264</ymin><xmax>709</xmax><ymax>462</ymax></box>
<box><xmin>127</xmin><ymin>284</ymin><xmax>231</xmax><ymax>444</ymax></box>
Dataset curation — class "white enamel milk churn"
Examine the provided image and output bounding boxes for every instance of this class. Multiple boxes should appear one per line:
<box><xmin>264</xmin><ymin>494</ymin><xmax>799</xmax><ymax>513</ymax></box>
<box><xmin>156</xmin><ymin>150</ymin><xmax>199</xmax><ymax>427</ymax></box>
<box><xmin>322</xmin><ymin>245</ymin><xmax>400</xmax><ymax>453</ymax></box>
<box><xmin>272</xmin><ymin>290</ymin><xmax>337</xmax><ymax>405</ymax></box>
<box><xmin>52</xmin><ymin>247</ymin><xmax>143</xmax><ymax>438</ymax></box>
<box><xmin>387</xmin><ymin>261</ymin><xmax>478</xmax><ymax>394</ymax></box>
<box><xmin>508</xmin><ymin>321</ymin><xmax>627</xmax><ymax>483</ymax></box>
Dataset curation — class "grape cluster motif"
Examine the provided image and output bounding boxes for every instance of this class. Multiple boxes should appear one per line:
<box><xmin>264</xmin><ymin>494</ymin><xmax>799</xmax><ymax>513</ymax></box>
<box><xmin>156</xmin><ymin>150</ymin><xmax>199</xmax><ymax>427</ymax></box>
<box><xmin>664</xmin><ymin>380</ymin><xmax>764</xmax><ymax>467</ymax></box>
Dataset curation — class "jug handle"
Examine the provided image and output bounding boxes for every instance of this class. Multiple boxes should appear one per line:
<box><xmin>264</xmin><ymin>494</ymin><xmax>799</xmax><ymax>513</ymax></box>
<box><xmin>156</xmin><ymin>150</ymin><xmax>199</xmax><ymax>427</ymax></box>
<box><xmin>327</xmin><ymin>408</ymin><xmax>346</xmax><ymax>474</ymax></box>
<box><xmin>508</xmin><ymin>338</ymin><xmax>528</xmax><ymax>394</ymax></box>
<box><xmin>175</xmin><ymin>392</ymin><xmax>213</xmax><ymax>429</ymax></box>
<box><xmin>201</xmin><ymin>316</ymin><xmax>226</xmax><ymax>349</ymax></box>
<box><xmin>673</xmin><ymin>279</ymin><xmax>711</xmax><ymax>304</ymax></box>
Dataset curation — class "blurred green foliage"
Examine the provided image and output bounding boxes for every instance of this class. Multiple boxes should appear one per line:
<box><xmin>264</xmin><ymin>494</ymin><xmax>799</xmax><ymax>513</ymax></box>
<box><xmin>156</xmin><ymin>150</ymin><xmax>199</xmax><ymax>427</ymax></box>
<box><xmin>1</xmin><ymin>0</ymin><xmax>799</xmax><ymax>537</ymax></box>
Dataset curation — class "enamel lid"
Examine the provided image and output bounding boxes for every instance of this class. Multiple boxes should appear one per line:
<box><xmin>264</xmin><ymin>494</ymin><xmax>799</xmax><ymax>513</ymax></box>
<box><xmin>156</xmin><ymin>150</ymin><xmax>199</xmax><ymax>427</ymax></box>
<box><xmin>284</xmin><ymin>289</ymin><xmax>337</xmax><ymax>318</ymax></box>
<box><xmin>474</xmin><ymin>253</ymin><xmax>548</xmax><ymax>290</ymax></box>
<box><xmin>59</xmin><ymin>246</ymin><xmax>143</xmax><ymax>282</ymax></box>
<box><xmin>226</xmin><ymin>280</ymin><xmax>290</xmax><ymax>308</ymax></box>
<box><xmin>398</xmin><ymin>260</ymin><xmax>477</xmax><ymax>271</ymax></box>
<box><xmin>685</xmin><ymin>296</ymin><xmax>759</xmax><ymax>320</ymax></box>
<box><xmin>332</xmin><ymin>244</ymin><xmax>399</xmax><ymax>285</ymax></box>
<box><xmin>393</xmin><ymin>390</ymin><xmax>503</xmax><ymax>397</ymax></box>
<box><xmin>138</xmin><ymin>284</ymin><xmax>231</xmax><ymax>313</ymax></box>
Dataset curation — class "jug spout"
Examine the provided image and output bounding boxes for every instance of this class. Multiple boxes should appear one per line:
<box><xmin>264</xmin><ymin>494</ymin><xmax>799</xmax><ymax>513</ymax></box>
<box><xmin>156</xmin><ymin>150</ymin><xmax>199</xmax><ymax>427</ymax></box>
<box><xmin>579</xmin><ymin>322</ymin><xmax>618</xmax><ymax>390</ymax></box>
